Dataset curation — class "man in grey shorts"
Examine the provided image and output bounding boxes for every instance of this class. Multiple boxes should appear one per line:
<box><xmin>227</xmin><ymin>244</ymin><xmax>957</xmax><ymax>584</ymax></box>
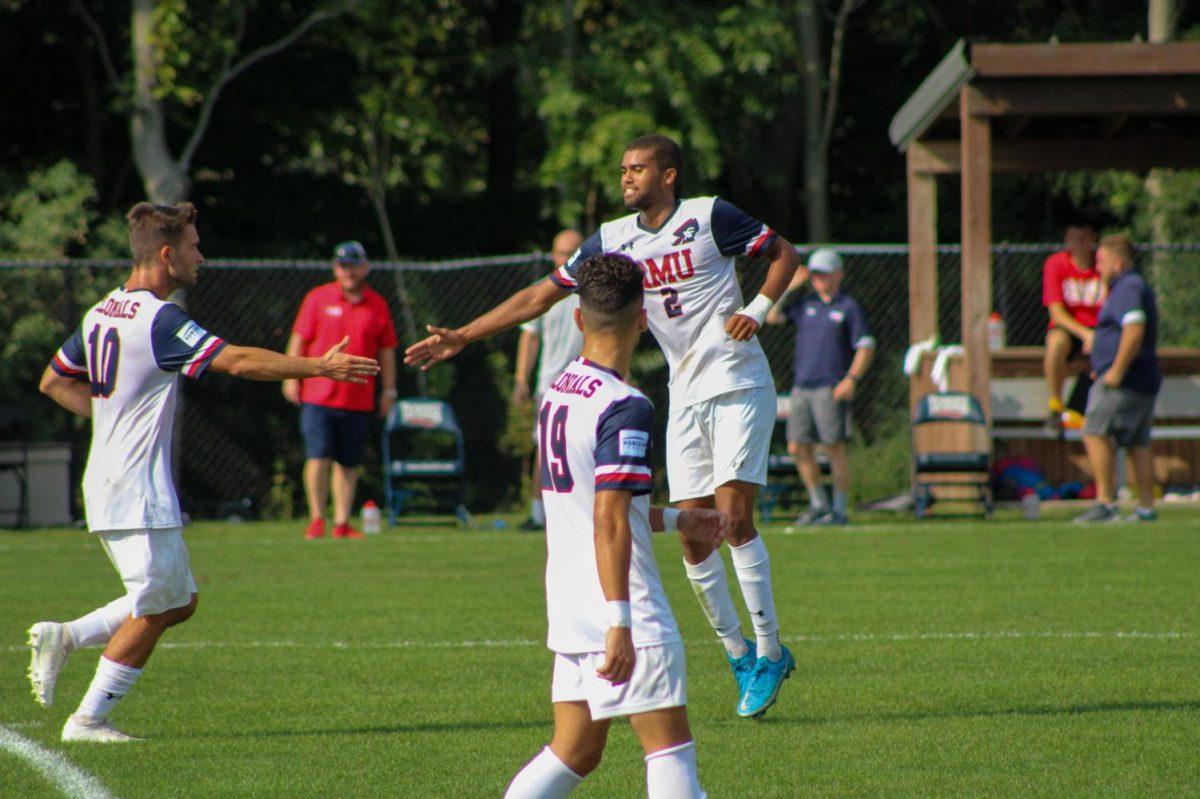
<box><xmin>1075</xmin><ymin>234</ymin><xmax>1161</xmax><ymax>524</ymax></box>
<box><xmin>767</xmin><ymin>248</ymin><xmax>874</xmax><ymax>525</ymax></box>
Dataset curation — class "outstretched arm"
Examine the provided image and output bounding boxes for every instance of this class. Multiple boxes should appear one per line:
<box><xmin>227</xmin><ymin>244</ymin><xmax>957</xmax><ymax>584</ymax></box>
<box><xmin>39</xmin><ymin>366</ymin><xmax>92</xmax><ymax>418</ymax></box>
<box><xmin>727</xmin><ymin>235</ymin><xmax>800</xmax><ymax>341</ymax></box>
<box><xmin>211</xmin><ymin>336</ymin><xmax>379</xmax><ymax>383</ymax></box>
<box><xmin>405</xmin><ymin>278</ymin><xmax>570</xmax><ymax>371</ymax></box>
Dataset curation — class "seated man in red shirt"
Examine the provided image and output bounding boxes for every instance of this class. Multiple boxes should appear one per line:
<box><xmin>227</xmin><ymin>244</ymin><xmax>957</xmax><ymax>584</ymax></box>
<box><xmin>284</xmin><ymin>241</ymin><xmax>398</xmax><ymax>539</ymax></box>
<box><xmin>1042</xmin><ymin>220</ymin><xmax>1104</xmax><ymax>435</ymax></box>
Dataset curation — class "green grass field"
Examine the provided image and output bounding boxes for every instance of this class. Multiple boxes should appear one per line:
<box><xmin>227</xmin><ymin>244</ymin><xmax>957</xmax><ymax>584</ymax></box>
<box><xmin>2</xmin><ymin>511</ymin><xmax>1198</xmax><ymax>798</ymax></box>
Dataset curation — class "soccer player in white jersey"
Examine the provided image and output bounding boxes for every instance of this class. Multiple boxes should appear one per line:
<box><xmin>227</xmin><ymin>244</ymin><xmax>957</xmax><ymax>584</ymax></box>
<box><xmin>28</xmin><ymin>202</ymin><xmax>379</xmax><ymax>742</ymax></box>
<box><xmin>407</xmin><ymin>134</ymin><xmax>801</xmax><ymax>718</ymax></box>
<box><xmin>505</xmin><ymin>253</ymin><xmax>724</xmax><ymax>799</ymax></box>
<box><xmin>512</xmin><ymin>229</ymin><xmax>584</xmax><ymax>530</ymax></box>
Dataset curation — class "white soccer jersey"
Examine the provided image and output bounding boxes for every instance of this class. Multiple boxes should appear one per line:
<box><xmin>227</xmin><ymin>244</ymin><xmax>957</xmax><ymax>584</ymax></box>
<box><xmin>51</xmin><ymin>287</ymin><xmax>227</xmax><ymax>532</ymax></box>
<box><xmin>553</xmin><ymin>196</ymin><xmax>776</xmax><ymax>407</ymax></box>
<box><xmin>539</xmin><ymin>357</ymin><xmax>680</xmax><ymax>655</ymax></box>
<box><xmin>520</xmin><ymin>291</ymin><xmax>582</xmax><ymax>398</ymax></box>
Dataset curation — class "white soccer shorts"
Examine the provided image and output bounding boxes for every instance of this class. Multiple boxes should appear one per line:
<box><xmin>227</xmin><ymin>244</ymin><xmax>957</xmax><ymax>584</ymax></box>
<box><xmin>550</xmin><ymin>641</ymin><xmax>687</xmax><ymax>721</ymax></box>
<box><xmin>666</xmin><ymin>384</ymin><xmax>775</xmax><ymax>502</ymax></box>
<box><xmin>98</xmin><ymin>528</ymin><xmax>197</xmax><ymax>618</ymax></box>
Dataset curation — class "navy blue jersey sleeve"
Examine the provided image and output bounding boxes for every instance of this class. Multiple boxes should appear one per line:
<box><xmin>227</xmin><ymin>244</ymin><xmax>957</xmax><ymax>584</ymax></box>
<box><xmin>151</xmin><ymin>304</ymin><xmax>227</xmax><ymax>378</ymax></box>
<box><xmin>711</xmin><ymin>198</ymin><xmax>776</xmax><ymax>257</ymax></box>
<box><xmin>551</xmin><ymin>231</ymin><xmax>604</xmax><ymax>291</ymax></box>
<box><xmin>784</xmin><ymin>297</ymin><xmax>807</xmax><ymax>327</ymax></box>
<box><xmin>1109</xmin><ymin>276</ymin><xmax>1147</xmax><ymax>326</ymax></box>
<box><xmin>845</xmin><ymin>297</ymin><xmax>875</xmax><ymax>349</ymax></box>
<box><xmin>594</xmin><ymin>396</ymin><xmax>654</xmax><ymax>494</ymax></box>
<box><xmin>51</xmin><ymin>327</ymin><xmax>88</xmax><ymax>381</ymax></box>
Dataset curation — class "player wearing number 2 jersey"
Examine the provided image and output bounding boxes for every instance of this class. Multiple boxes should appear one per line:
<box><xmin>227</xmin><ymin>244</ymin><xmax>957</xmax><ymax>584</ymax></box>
<box><xmin>406</xmin><ymin>134</ymin><xmax>800</xmax><ymax>718</ymax></box>
<box><xmin>28</xmin><ymin>202</ymin><xmax>378</xmax><ymax>743</ymax></box>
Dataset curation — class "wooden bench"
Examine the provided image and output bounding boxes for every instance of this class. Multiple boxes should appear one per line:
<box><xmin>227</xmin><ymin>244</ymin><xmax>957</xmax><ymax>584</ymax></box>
<box><xmin>991</xmin><ymin>347</ymin><xmax>1200</xmax><ymax>485</ymax></box>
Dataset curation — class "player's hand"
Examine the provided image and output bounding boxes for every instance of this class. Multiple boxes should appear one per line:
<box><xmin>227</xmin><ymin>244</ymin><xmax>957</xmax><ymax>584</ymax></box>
<box><xmin>1081</xmin><ymin>329</ymin><xmax>1094</xmax><ymax>354</ymax></box>
<box><xmin>678</xmin><ymin>508</ymin><xmax>728</xmax><ymax>549</ymax></box>
<box><xmin>282</xmin><ymin>379</ymin><xmax>301</xmax><ymax>405</ymax></box>
<box><xmin>404</xmin><ymin>325</ymin><xmax>467</xmax><ymax>371</ymax></box>
<box><xmin>318</xmin><ymin>336</ymin><xmax>380</xmax><ymax>384</ymax></box>
<box><xmin>1103</xmin><ymin>370</ymin><xmax>1122</xmax><ymax>388</ymax></box>
<box><xmin>726</xmin><ymin>314</ymin><xmax>760</xmax><ymax>341</ymax></box>
<box><xmin>832</xmin><ymin>377</ymin><xmax>856</xmax><ymax>401</ymax></box>
<box><xmin>511</xmin><ymin>380</ymin><xmax>531</xmax><ymax>405</ymax></box>
<box><xmin>596</xmin><ymin>625</ymin><xmax>635</xmax><ymax>685</ymax></box>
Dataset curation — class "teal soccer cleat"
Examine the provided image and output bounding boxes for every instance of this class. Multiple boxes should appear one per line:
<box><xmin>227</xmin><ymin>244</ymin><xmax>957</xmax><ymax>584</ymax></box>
<box><xmin>737</xmin><ymin>645</ymin><xmax>795</xmax><ymax>719</ymax></box>
<box><xmin>727</xmin><ymin>638</ymin><xmax>757</xmax><ymax>703</ymax></box>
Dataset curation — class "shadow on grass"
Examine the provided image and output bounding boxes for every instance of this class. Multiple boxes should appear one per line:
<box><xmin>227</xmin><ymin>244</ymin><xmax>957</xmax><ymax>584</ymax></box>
<box><xmin>189</xmin><ymin>717</ymin><xmax>550</xmax><ymax>740</ymax></box>
<box><xmin>711</xmin><ymin>698</ymin><xmax>1200</xmax><ymax>728</ymax></box>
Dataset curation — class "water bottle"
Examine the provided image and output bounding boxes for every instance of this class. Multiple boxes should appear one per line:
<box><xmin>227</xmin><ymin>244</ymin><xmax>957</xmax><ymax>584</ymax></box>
<box><xmin>1020</xmin><ymin>492</ymin><xmax>1040</xmax><ymax>521</ymax></box>
<box><xmin>987</xmin><ymin>312</ymin><xmax>1006</xmax><ymax>351</ymax></box>
<box><xmin>361</xmin><ymin>500</ymin><xmax>382</xmax><ymax>534</ymax></box>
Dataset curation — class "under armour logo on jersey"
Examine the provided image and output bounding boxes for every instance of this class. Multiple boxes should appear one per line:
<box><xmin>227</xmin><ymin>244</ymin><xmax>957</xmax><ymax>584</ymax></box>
<box><xmin>618</xmin><ymin>238</ymin><xmax>637</xmax><ymax>252</ymax></box>
<box><xmin>672</xmin><ymin>218</ymin><xmax>699</xmax><ymax>246</ymax></box>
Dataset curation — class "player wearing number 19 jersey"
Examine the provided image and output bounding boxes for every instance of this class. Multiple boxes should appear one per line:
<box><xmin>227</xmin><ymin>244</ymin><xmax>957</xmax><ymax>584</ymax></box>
<box><xmin>28</xmin><ymin>202</ymin><xmax>378</xmax><ymax>743</ymax></box>
<box><xmin>405</xmin><ymin>134</ymin><xmax>800</xmax><ymax>718</ymax></box>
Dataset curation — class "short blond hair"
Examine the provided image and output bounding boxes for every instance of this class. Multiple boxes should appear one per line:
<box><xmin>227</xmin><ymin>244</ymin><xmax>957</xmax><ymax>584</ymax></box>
<box><xmin>127</xmin><ymin>202</ymin><xmax>197</xmax><ymax>265</ymax></box>
<box><xmin>1098</xmin><ymin>234</ymin><xmax>1135</xmax><ymax>267</ymax></box>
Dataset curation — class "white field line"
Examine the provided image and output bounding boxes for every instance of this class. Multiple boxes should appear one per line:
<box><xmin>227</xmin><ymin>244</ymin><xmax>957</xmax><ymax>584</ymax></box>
<box><xmin>0</xmin><ymin>724</ymin><xmax>119</xmax><ymax>799</ymax></box>
<box><xmin>2</xmin><ymin>629</ymin><xmax>1190</xmax><ymax>655</ymax></box>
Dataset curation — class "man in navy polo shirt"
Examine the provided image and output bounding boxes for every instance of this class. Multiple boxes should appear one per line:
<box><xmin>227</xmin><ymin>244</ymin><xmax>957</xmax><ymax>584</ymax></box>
<box><xmin>1075</xmin><ymin>234</ymin><xmax>1161</xmax><ymax>524</ymax></box>
<box><xmin>767</xmin><ymin>248</ymin><xmax>874</xmax><ymax>525</ymax></box>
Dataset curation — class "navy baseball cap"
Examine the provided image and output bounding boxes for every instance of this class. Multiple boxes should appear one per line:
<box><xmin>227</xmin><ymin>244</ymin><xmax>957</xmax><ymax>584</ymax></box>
<box><xmin>333</xmin><ymin>240</ymin><xmax>368</xmax><ymax>264</ymax></box>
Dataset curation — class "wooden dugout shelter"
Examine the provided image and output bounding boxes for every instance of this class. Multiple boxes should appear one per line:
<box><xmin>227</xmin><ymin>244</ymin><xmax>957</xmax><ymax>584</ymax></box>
<box><xmin>889</xmin><ymin>39</ymin><xmax>1200</xmax><ymax>419</ymax></box>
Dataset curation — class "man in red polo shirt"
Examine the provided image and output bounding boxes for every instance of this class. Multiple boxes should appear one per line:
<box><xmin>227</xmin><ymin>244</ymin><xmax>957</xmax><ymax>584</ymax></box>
<box><xmin>284</xmin><ymin>241</ymin><xmax>398</xmax><ymax>539</ymax></box>
<box><xmin>1043</xmin><ymin>220</ymin><xmax>1104</xmax><ymax>435</ymax></box>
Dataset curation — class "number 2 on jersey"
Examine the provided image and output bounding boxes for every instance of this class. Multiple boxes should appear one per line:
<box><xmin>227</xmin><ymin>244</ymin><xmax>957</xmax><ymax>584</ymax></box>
<box><xmin>538</xmin><ymin>402</ymin><xmax>574</xmax><ymax>492</ymax></box>
<box><xmin>661</xmin><ymin>287</ymin><xmax>683</xmax><ymax>318</ymax></box>
<box><xmin>87</xmin><ymin>325</ymin><xmax>121</xmax><ymax>398</ymax></box>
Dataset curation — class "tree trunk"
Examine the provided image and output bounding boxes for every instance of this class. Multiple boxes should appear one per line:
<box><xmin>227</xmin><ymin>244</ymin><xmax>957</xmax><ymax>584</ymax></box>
<box><xmin>797</xmin><ymin>0</ymin><xmax>830</xmax><ymax>243</ymax></box>
<box><xmin>485</xmin><ymin>0</ymin><xmax>522</xmax><ymax>248</ymax></box>
<box><xmin>1144</xmin><ymin>0</ymin><xmax>1176</xmax><ymax>282</ymax></box>
<box><xmin>130</xmin><ymin>0</ymin><xmax>189</xmax><ymax>204</ymax></box>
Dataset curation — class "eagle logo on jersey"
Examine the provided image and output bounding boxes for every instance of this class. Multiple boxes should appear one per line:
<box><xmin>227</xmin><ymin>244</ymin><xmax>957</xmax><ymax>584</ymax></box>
<box><xmin>672</xmin><ymin>218</ymin><xmax>700</xmax><ymax>246</ymax></box>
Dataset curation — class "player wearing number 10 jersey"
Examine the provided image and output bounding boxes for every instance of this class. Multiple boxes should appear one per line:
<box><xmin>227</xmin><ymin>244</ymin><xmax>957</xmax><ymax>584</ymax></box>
<box><xmin>28</xmin><ymin>202</ymin><xmax>378</xmax><ymax>743</ymax></box>
<box><xmin>406</xmin><ymin>134</ymin><xmax>800</xmax><ymax>718</ymax></box>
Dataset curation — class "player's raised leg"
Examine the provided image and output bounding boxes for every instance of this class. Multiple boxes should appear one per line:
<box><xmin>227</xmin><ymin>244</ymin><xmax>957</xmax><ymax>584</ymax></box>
<box><xmin>28</xmin><ymin>595</ymin><xmax>131</xmax><ymax>708</ymax></box>
<box><xmin>505</xmin><ymin>700</ymin><xmax>606</xmax><ymax>798</ymax></box>
<box><xmin>629</xmin><ymin>706</ymin><xmax>706</xmax><ymax>799</ymax></box>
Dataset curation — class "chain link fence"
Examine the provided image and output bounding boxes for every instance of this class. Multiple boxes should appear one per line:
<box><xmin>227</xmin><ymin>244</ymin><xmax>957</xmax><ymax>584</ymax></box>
<box><xmin>4</xmin><ymin>242</ymin><xmax>1198</xmax><ymax>521</ymax></box>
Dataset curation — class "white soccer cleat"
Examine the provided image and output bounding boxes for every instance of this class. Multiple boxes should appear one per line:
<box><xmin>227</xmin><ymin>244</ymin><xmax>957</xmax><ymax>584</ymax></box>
<box><xmin>62</xmin><ymin>715</ymin><xmax>143</xmax><ymax>743</ymax></box>
<box><xmin>27</xmin><ymin>622</ymin><xmax>73</xmax><ymax>708</ymax></box>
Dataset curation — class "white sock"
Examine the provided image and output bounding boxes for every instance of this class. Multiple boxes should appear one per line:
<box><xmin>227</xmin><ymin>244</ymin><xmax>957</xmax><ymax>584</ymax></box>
<box><xmin>531</xmin><ymin>499</ymin><xmax>546</xmax><ymax>526</ymax></box>
<box><xmin>683</xmin><ymin>552</ymin><xmax>747</xmax><ymax>658</ymax></box>
<box><xmin>833</xmin><ymin>489</ymin><xmax>849</xmax><ymax>516</ymax></box>
<box><xmin>645</xmin><ymin>741</ymin><xmax>706</xmax><ymax>799</ymax></box>
<box><xmin>75</xmin><ymin>656</ymin><xmax>142</xmax><ymax>721</ymax></box>
<box><xmin>505</xmin><ymin>746</ymin><xmax>583</xmax><ymax>799</ymax></box>
<box><xmin>65</xmin><ymin>596</ymin><xmax>131</xmax><ymax>649</ymax></box>
<box><xmin>729</xmin><ymin>537</ymin><xmax>782</xmax><ymax>661</ymax></box>
<box><xmin>808</xmin><ymin>484</ymin><xmax>828</xmax><ymax>510</ymax></box>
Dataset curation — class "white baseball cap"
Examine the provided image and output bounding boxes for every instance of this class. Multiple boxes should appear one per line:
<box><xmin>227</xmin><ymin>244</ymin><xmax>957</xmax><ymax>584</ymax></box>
<box><xmin>806</xmin><ymin>248</ymin><xmax>843</xmax><ymax>273</ymax></box>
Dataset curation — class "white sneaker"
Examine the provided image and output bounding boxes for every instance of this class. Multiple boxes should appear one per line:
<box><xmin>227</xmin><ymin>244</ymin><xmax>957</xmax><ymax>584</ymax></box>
<box><xmin>27</xmin><ymin>622</ymin><xmax>73</xmax><ymax>708</ymax></box>
<box><xmin>62</xmin><ymin>715</ymin><xmax>142</xmax><ymax>743</ymax></box>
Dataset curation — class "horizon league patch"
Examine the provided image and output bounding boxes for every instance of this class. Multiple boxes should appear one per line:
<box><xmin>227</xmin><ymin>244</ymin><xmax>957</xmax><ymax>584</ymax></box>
<box><xmin>618</xmin><ymin>429</ymin><xmax>649</xmax><ymax>458</ymax></box>
<box><xmin>175</xmin><ymin>321</ymin><xmax>208</xmax><ymax>348</ymax></box>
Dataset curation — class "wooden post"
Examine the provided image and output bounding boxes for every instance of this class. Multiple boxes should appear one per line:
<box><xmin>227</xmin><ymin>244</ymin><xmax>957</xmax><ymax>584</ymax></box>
<box><xmin>906</xmin><ymin>145</ymin><xmax>938</xmax><ymax>412</ymax></box>
<box><xmin>960</xmin><ymin>86</ymin><xmax>993</xmax><ymax>422</ymax></box>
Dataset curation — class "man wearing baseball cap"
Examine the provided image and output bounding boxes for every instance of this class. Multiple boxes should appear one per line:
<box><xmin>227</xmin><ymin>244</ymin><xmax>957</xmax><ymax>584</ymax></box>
<box><xmin>284</xmin><ymin>241</ymin><xmax>398</xmax><ymax>539</ymax></box>
<box><xmin>767</xmin><ymin>248</ymin><xmax>875</xmax><ymax>525</ymax></box>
